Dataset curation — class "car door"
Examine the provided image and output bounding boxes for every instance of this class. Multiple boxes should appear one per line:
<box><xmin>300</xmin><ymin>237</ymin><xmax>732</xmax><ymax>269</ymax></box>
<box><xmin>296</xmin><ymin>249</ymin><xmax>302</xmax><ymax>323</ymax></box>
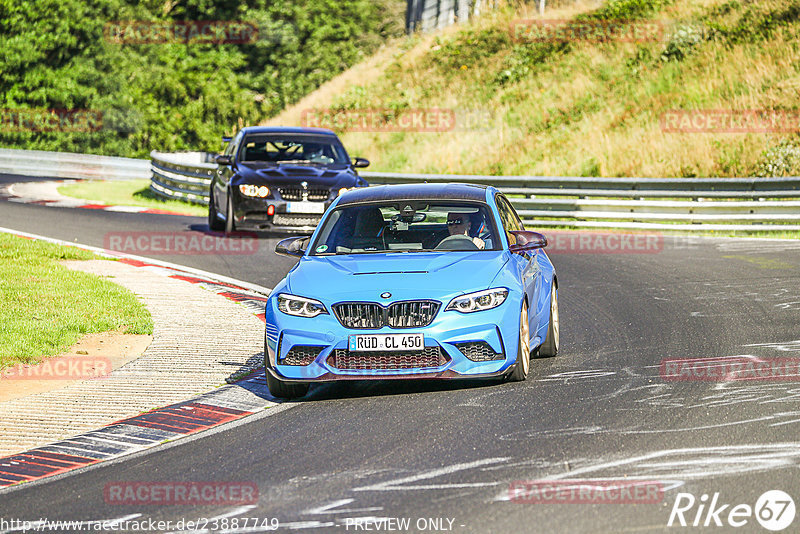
<box><xmin>496</xmin><ymin>194</ymin><xmax>542</xmax><ymax>332</ymax></box>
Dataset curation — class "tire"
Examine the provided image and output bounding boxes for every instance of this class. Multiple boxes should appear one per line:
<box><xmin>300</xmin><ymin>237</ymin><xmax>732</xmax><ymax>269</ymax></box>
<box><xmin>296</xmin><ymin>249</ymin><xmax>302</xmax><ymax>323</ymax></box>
<box><xmin>208</xmin><ymin>189</ymin><xmax>225</xmax><ymax>231</ymax></box>
<box><xmin>265</xmin><ymin>367</ymin><xmax>309</xmax><ymax>399</ymax></box>
<box><xmin>263</xmin><ymin>339</ymin><xmax>309</xmax><ymax>399</ymax></box>
<box><xmin>224</xmin><ymin>192</ymin><xmax>236</xmax><ymax>235</ymax></box>
<box><xmin>538</xmin><ymin>283</ymin><xmax>559</xmax><ymax>357</ymax></box>
<box><xmin>507</xmin><ymin>301</ymin><xmax>531</xmax><ymax>382</ymax></box>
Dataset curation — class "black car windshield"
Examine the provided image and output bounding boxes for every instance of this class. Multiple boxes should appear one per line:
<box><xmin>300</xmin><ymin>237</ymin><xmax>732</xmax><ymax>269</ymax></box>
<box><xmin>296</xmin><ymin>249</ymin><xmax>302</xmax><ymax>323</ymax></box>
<box><xmin>310</xmin><ymin>202</ymin><xmax>500</xmax><ymax>254</ymax></box>
<box><xmin>239</xmin><ymin>135</ymin><xmax>349</xmax><ymax>165</ymax></box>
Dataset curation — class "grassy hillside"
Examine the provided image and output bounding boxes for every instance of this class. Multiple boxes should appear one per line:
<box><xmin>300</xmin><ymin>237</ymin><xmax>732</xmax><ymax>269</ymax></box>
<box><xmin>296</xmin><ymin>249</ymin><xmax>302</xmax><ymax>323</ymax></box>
<box><xmin>267</xmin><ymin>0</ymin><xmax>800</xmax><ymax>178</ymax></box>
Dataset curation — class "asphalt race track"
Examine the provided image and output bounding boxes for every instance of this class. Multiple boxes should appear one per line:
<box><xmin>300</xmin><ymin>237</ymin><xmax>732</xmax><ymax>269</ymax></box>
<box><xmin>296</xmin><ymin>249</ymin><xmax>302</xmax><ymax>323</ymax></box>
<box><xmin>3</xmin><ymin>174</ymin><xmax>800</xmax><ymax>533</ymax></box>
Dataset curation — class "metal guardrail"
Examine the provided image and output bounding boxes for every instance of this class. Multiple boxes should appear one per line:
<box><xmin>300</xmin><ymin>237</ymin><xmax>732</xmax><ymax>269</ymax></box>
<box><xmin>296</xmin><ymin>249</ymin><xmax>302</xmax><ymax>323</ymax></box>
<box><xmin>363</xmin><ymin>172</ymin><xmax>800</xmax><ymax>231</ymax></box>
<box><xmin>1</xmin><ymin>148</ymin><xmax>798</xmax><ymax>232</ymax></box>
<box><xmin>0</xmin><ymin>148</ymin><xmax>149</xmax><ymax>181</ymax></box>
<box><xmin>150</xmin><ymin>151</ymin><xmax>216</xmax><ymax>205</ymax></box>
<box><xmin>147</xmin><ymin>152</ymin><xmax>800</xmax><ymax>232</ymax></box>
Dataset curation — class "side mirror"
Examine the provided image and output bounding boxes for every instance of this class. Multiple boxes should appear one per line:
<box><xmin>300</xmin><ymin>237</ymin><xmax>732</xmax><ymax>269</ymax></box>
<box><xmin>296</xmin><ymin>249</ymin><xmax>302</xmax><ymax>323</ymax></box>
<box><xmin>352</xmin><ymin>157</ymin><xmax>370</xmax><ymax>168</ymax></box>
<box><xmin>508</xmin><ymin>230</ymin><xmax>547</xmax><ymax>253</ymax></box>
<box><xmin>275</xmin><ymin>236</ymin><xmax>311</xmax><ymax>258</ymax></box>
<box><xmin>215</xmin><ymin>154</ymin><xmax>233</xmax><ymax>165</ymax></box>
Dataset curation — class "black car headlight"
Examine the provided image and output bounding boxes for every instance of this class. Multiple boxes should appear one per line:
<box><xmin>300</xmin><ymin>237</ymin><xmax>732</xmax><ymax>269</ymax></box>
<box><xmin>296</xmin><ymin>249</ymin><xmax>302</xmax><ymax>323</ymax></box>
<box><xmin>239</xmin><ymin>184</ymin><xmax>270</xmax><ymax>198</ymax></box>
<box><xmin>277</xmin><ymin>294</ymin><xmax>328</xmax><ymax>317</ymax></box>
<box><xmin>445</xmin><ymin>288</ymin><xmax>509</xmax><ymax>313</ymax></box>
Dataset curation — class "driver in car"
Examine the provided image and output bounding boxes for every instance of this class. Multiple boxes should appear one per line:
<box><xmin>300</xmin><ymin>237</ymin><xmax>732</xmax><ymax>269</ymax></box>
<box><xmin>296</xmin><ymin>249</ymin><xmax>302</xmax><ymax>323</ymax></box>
<box><xmin>447</xmin><ymin>212</ymin><xmax>485</xmax><ymax>250</ymax></box>
<box><xmin>302</xmin><ymin>143</ymin><xmax>332</xmax><ymax>164</ymax></box>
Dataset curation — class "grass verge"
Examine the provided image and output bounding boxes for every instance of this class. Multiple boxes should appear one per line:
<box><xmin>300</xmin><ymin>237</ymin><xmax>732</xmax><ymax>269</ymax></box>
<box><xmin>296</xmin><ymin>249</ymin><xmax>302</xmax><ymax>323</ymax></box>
<box><xmin>0</xmin><ymin>233</ymin><xmax>153</xmax><ymax>370</ymax></box>
<box><xmin>58</xmin><ymin>180</ymin><xmax>207</xmax><ymax>217</ymax></box>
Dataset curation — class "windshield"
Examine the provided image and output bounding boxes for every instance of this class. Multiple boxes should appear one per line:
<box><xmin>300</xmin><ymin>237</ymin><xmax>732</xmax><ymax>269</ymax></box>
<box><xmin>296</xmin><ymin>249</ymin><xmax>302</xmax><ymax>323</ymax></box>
<box><xmin>309</xmin><ymin>201</ymin><xmax>499</xmax><ymax>255</ymax></box>
<box><xmin>239</xmin><ymin>135</ymin><xmax>349</xmax><ymax>165</ymax></box>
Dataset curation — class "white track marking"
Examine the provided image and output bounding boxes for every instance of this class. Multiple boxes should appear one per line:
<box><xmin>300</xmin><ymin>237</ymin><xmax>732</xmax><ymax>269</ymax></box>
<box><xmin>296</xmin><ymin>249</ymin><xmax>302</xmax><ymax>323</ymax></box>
<box><xmin>304</xmin><ymin>498</ymin><xmax>383</xmax><ymax>515</ymax></box>
<box><xmin>745</xmin><ymin>339</ymin><xmax>800</xmax><ymax>352</ymax></box>
<box><xmin>353</xmin><ymin>457</ymin><xmax>509</xmax><ymax>492</ymax></box>
<box><xmin>547</xmin><ymin>443</ymin><xmax>800</xmax><ymax>482</ymax></box>
<box><xmin>207</xmin><ymin>506</ymin><xmax>258</xmax><ymax>522</ymax></box>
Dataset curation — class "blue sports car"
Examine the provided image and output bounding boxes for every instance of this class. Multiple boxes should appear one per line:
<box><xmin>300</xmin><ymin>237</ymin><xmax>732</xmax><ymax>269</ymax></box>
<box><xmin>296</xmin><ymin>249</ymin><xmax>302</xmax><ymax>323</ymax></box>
<box><xmin>263</xmin><ymin>183</ymin><xmax>559</xmax><ymax>398</ymax></box>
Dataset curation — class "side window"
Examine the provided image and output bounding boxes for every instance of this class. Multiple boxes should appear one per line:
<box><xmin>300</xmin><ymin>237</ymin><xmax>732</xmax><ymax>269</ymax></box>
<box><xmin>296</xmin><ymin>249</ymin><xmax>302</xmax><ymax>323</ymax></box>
<box><xmin>496</xmin><ymin>195</ymin><xmax>523</xmax><ymax>245</ymax></box>
<box><xmin>228</xmin><ymin>132</ymin><xmax>244</xmax><ymax>158</ymax></box>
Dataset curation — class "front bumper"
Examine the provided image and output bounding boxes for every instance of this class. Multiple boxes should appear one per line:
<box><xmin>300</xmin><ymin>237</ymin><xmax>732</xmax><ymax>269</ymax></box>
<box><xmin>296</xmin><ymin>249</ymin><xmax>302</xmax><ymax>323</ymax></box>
<box><xmin>233</xmin><ymin>197</ymin><xmax>329</xmax><ymax>233</ymax></box>
<box><xmin>264</xmin><ymin>294</ymin><xmax>523</xmax><ymax>382</ymax></box>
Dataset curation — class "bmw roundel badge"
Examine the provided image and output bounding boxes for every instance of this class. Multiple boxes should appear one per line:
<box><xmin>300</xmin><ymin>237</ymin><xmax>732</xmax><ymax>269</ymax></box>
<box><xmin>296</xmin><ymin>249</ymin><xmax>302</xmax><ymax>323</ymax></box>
<box><xmin>381</xmin><ymin>292</ymin><xmax>392</xmax><ymax>299</ymax></box>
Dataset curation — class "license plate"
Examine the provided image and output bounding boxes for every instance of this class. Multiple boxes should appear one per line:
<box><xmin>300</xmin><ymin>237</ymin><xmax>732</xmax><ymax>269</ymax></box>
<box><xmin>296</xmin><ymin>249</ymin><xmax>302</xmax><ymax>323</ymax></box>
<box><xmin>348</xmin><ymin>333</ymin><xmax>425</xmax><ymax>352</ymax></box>
<box><xmin>286</xmin><ymin>201</ymin><xmax>325</xmax><ymax>214</ymax></box>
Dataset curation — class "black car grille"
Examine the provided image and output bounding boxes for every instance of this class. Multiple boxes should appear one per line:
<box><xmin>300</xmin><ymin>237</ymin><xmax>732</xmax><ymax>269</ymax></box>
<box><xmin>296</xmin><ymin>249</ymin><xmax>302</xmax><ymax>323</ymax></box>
<box><xmin>453</xmin><ymin>341</ymin><xmax>504</xmax><ymax>362</ymax></box>
<box><xmin>281</xmin><ymin>345</ymin><xmax>324</xmax><ymax>366</ymax></box>
<box><xmin>332</xmin><ymin>301</ymin><xmax>440</xmax><ymax>329</ymax></box>
<box><xmin>279</xmin><ymin>187</ymin><xmax>329</xmax><ymax>201</ymax></box>
<box><xmin>328</xmin><ymin>346</ymin><xmax>448</xmax><ymax>370</ymax></box>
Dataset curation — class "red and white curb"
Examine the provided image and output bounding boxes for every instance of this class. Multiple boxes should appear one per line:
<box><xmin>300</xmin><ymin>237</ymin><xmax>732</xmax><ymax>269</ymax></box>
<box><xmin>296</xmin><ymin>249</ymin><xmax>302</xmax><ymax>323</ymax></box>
<box><xmin>0</xmin><ymin>180</ymin><xmax>195</xmax><ymax>217</ymax></box>
<box><xmin>0</xmin><ymin>228</ymin><xmax>276</xmax><ymax>490</ymax></box>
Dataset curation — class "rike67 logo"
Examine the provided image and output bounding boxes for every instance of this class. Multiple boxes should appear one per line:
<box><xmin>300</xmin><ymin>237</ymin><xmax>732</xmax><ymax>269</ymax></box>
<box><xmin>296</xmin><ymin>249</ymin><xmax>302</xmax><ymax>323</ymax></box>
<box><xmin>668</xmin><ymin>490</ymin><xmax>796</xmax><ymax>531</ymax></box>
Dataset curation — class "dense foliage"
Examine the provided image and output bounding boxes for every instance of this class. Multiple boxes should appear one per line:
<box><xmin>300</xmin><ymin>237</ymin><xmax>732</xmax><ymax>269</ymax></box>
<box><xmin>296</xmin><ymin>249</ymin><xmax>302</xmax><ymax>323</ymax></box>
<box><xmin>0</xmin><ymin>0</ymin><xmax>404</xmax><ymax>157</ymax></box>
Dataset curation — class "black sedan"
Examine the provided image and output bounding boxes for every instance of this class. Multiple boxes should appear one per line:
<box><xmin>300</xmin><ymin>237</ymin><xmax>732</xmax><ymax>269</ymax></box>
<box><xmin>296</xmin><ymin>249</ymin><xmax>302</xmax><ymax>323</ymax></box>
<box><xmin>208</xmin><ymin>126</ymin><xmax>369</xmax><ymax>234</ymax></box>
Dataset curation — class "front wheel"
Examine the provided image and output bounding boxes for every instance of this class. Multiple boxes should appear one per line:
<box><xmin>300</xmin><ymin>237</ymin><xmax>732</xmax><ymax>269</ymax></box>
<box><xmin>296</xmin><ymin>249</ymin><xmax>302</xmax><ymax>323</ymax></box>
<box><xmin>507</xmin><ymin>301</ymin><xmax>531</xmax><ymax>382</ymax></box>
<box><xmin>208</xmin><ymin>189</ymin><xmax>224</xmax><ymax>231</ymax></box>
<box><xmin>538</xmin><ymin>283</ymin><xmax>559</xmax><ymax>357</ymax></box>
<box><xmin>225</xmin><ymin>193</ymin><xmax>236</xmax><ymax>235</ymax></box>
<box><xmin>266</xmin><ymin>370</ymin><xmax>309</xmax><ymax>399</ymax></box>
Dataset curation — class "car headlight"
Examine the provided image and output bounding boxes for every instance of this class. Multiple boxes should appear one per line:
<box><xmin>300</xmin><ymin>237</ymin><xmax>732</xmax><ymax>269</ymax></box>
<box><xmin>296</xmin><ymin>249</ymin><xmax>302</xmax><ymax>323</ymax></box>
<box><xmin>276</xmin><ymin>294</ymin><xmax>328</xmax><ymax>317</ymax></box>
<box><xmin>239</xmin><ymin>184</ymin><xmax>270</xmax><ymax>198</ymax></box>
<box><xmin>445</xmin><ymin>288</ymin><xmax>509</xmax><ymax>313</ymax></box>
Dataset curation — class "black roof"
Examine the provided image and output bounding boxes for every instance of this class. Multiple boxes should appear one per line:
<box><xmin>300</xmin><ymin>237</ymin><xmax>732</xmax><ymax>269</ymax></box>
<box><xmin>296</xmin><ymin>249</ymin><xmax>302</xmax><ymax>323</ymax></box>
<box><xmin>337</xmin><ymin>183</ymin><xmax>491</xmax><ymax>205</ymax></box>
<box><xmin>239</xmin><ymin>126</ymin><xmax>338</xmax><ymax>137</ymax></box>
